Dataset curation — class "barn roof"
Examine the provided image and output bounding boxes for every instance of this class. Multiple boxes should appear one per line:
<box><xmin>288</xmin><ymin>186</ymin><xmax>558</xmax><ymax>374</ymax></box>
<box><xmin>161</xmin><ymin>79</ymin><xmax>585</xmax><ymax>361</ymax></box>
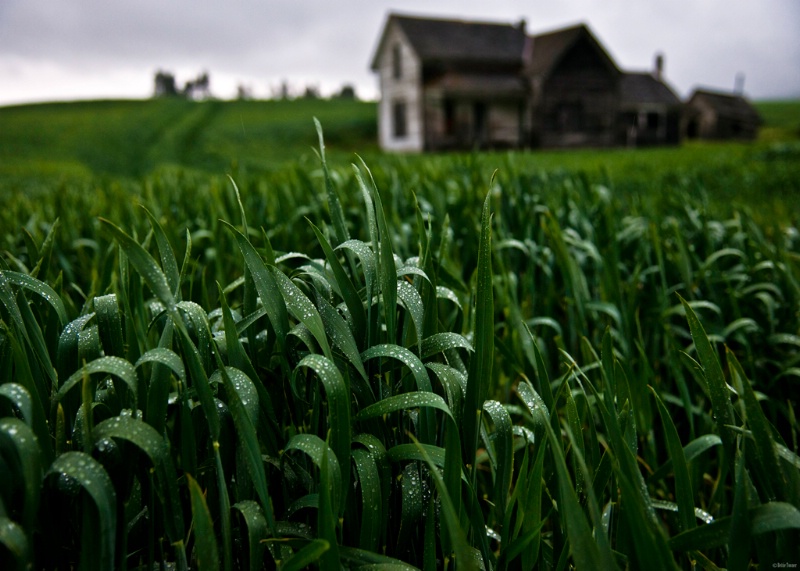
<box><xmin>527</xmin><ymin>23</ymin><xmax>619</xmax><ymax>78</ymax></box>
<box><xmin>621</xmin><ymin>73</ymin><xmax>681</xmax><ymax>107</ymax></box>
<box><xmin>687</xmin><ymin>89</ymin><xmax>762</xmax><ymax>123</ymax></box>
<box><xmin>371</xmin><ymin>13</ymin><xmax>527</xmax><ymax>69</ymax></box>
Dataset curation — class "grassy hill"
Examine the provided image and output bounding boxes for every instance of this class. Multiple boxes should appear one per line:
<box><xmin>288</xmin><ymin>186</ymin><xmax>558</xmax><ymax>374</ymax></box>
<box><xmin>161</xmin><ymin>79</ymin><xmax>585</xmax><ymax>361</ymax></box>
<box><xmin>1</xmin><ymin>96</ymin><xmax>799</xmax><ymax>227</ymax></box>
<box><xmin>0</xmin><ymin>97</ymin><xmax>377</xmax><ymax>183</ymax></box>
<box><xmin>2</xmin><ymin>97</ymin><xmax>798</xmax><ymax>182</ymax></box>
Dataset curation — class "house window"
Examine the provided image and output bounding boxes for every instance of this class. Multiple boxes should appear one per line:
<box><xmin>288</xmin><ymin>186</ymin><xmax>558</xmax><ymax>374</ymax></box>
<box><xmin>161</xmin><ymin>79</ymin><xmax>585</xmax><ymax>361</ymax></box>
<box><xmin>392</xmin><ymin>44</ymin><xmax>402</xmax><ymax>79</ymax></box>
<box><xmin>444</xmin><ymin>99</ymin><xmax>455</xmax><ymax>135</ymax></box>
<box><xmin>646</xmin><ymin>112</ymin><xmax>660</xmax><ymax>130</ymax></box>
<box><xmin>393</xmin><ymin>100</ymin><xmax>407</xmax><ymax>138</ymax></box>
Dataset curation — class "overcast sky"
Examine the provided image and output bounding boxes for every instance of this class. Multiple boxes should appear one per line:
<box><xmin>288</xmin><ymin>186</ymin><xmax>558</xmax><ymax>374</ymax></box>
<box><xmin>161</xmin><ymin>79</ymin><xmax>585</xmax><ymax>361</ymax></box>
<box><xmin>1</xmin><ymin>0</ymin><xmax>798</xmax><ymax>106</ymax></box>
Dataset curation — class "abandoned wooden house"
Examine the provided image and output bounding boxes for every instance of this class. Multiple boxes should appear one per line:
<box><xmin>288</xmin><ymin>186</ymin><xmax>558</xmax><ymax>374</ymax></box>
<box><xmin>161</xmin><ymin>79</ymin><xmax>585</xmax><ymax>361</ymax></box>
<box><xmin>683</xmin><ymin>89</ymin><xmax>762</xmax><ymax>140</ymax></box>
<box><xmin>370</xmin><ymin>13</ymin><xmax>682</xmax><ymax>151</ymax></box>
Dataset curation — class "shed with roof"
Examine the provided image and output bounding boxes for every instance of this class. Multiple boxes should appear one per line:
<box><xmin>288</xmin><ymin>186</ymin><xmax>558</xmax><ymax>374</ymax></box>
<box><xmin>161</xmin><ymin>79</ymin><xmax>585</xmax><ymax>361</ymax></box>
<box><xmin>683</xmin><ymin>89</ymin><xmax>762</xmax><ymax>140</ymax></box>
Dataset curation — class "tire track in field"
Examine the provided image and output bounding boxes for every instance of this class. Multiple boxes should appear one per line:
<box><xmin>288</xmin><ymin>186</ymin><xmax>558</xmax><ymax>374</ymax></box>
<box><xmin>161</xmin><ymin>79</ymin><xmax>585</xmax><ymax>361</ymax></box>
<box><xmin>143</xmin><ymin>99</ymin><xmax>222</xmax><ymax>174</ymax></box>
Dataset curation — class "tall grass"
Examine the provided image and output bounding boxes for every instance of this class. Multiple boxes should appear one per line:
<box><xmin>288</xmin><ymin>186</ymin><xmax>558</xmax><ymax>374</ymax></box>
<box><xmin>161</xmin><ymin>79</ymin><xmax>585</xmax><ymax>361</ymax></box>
<box><xmin>0</xmin><ymin>123</ymin><xmax>799</xmax><ymax>569</ymax></box>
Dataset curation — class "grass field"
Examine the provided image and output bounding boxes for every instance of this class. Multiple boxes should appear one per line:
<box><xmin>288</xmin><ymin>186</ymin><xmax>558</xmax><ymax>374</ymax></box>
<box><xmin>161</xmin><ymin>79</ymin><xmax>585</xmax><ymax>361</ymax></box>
<box><xmin>0</xmin><ymin>98</ymin><xmax>799</xmax><ymax>570</ymax></box>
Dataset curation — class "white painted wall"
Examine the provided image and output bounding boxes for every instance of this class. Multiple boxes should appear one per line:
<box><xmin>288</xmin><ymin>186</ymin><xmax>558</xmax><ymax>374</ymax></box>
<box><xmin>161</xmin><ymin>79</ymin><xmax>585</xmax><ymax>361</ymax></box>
<box><xmin>375</xmin><ymin>23</ymin><xmax>424</xmax><ymax>152</ymax></box>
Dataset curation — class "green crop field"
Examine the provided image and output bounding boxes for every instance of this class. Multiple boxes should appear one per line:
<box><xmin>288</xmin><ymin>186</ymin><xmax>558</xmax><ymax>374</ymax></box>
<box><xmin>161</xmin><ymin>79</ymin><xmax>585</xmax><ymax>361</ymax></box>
<box><xmin>0</xmin><ymin>99</ymin><xmax>799</xmax><ymax>570</ymax></box>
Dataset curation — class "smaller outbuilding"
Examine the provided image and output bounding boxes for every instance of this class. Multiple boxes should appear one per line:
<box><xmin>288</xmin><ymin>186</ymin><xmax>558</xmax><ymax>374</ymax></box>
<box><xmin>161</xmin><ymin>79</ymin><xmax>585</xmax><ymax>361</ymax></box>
<box><xmin>683</xmin><ymin>89</ymin><xmax>762</xmax><ymax>141</ymax></box>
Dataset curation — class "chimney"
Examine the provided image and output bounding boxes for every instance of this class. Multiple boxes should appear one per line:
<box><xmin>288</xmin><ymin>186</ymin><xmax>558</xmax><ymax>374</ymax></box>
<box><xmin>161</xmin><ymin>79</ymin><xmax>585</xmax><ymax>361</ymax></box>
<box><xmin>734</xmin><ymin>72</ymin><xmax>745</xmax><ymax>95</ymax></box>
<box><xmin>517</xmin><ymin>18</ymin><xmax>527</xmax><ymax>33</ymax></box>
<box><xmin>653</xmin><ymin>52</ymin><xmax>664</xmax><ymax>81</ymax></box>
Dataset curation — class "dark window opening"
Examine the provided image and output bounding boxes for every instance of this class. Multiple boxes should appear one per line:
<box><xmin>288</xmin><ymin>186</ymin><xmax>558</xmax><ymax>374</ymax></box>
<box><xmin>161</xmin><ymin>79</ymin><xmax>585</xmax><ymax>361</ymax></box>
<box><xmin>444</xmin><ymin>99</ymin><xmax>455</xmax><ymax>135</ymax></box>
<box><xmin>392</xmin><ymin>44</ymin><xmax>402</xmax><ymax>79</ymax></box>
<box><xmin>393</xmin><ymin>101</ymin><xmax>407</xmax><ymax>138</ymax></box>
<box><xmin>473</xmin><ymin>102</ymin><xmax>487</xmax><ymax>146</ymax></box>
<box><xmin>646</xmin><ymin>112</ymin><xmax>660</xmax><ymax>130</ymax></box>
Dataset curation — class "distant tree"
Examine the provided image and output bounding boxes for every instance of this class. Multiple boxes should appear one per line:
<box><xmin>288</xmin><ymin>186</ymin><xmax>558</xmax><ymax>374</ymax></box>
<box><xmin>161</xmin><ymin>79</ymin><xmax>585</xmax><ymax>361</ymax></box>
<box><xmin>184</xmin><ymin>72</ymin><xmax>211</xmax><ymax>100</ymax></box>
<box><xmin>302</xmin><ymin>84</ymin><xmax>320</xmax><ymax>99</ymax></box>
<box><xmin>154</xmin><ymin>70</ymin><xmax>179</xmax><ymax>97</ymax></box>
<box><xmin>336</xmin><ymin>84</ymin><xmax>357</xmax><ymax>100</ymax></box>
<box><xmin>236</xmin><ymin>84</ymin><xmax>253</xmax><ymax>100</ymax></box>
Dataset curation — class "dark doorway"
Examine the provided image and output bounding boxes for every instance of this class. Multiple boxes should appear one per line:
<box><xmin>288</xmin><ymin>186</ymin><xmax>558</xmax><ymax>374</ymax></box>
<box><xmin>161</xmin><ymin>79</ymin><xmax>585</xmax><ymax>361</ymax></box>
<box><xmin>473</xmin><ymin>102</ymin><xmax>487</xmax><ymax>147</ymax></box>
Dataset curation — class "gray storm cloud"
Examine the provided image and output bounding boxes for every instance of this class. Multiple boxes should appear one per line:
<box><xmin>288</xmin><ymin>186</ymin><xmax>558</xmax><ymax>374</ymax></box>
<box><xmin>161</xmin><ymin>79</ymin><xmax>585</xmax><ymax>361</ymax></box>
<box><xmin>1</xmin><ymin>0</ymin><xmax>798</xmax><ymax>104</ymax></box>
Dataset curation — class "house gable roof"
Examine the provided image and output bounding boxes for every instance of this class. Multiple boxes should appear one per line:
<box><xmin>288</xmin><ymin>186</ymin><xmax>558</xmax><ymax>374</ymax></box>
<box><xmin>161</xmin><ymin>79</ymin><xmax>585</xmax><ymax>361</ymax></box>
<box><xmin>370</xmin><ymin>13</ymin><xmax>526</xmax><ymax>70</ymax></box>
<box><xmin>621</xmin><ymin>73</ymin><xmax>681</xmax><ymax>107</ymax></box>
<box><xmin>527</xmin><ymin>23</ymin><xmax>620</xmax><ymax>79</ymax></box>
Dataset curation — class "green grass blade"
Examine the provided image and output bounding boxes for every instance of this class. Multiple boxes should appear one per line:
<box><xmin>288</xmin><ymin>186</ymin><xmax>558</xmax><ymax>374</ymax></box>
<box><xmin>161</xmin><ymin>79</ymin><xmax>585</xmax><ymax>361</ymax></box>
<box><xmin>176</xmin><ymin>301</ymin><xmax>212</xmax><ymax>370</ymax></box>
<box><xmin>223</xmin><ymin>222</ymin><xmax>289</xmax><ymax>352</ymax></box>
<box><xmin>728</xmin><ymin>444</ymin><xmax>751</xmax><ymax>571</ymax></box>
<box><xmin>308</xmin><ymin>220</ymin><xmax>367</xmax><ymax>346</ymax></box>
<box><xmin>361</xmin><ymin>343</ymin><xmax>435</xmax><ymax>442</ymax></box>
<box><xmin>482</xmin><ymin>400</ymin><xmax>512</xmax><ymax>529</ymax></box>
<box><xmin>355</xmin><ymin>391</ymin><xmax>452</xmax><ymax>422</ymax></box>
<box><xmin>187</xmin><ymin>473</ymin><xmax>220</xmax><ymax>571</ymax></box>
<box><xmin>397</xmin><ymin>279</ymin><xmax>424</xmax><ymax>356</ymax></box>
<box><xmin>281</xmin><ymin>539</ymin><xmax>331</xmax><ymax>571</ymax></box>
<box><xmin>99</xmin><ymin>219</ymin><xmax>176</xmax><ymax>309</ymax></box>
<box><xmin>314</xmin><ymin>118</ymin><xmax>349</xmax><ymax>247</ymax></box>
<box><xmin>650</xmin><ymin>387</ymin><xmax>696</xmax><ymax>532</ymax></box>
<box><xmin>47</xmin><ymin>452</ymin><xmax>117</xmax><ymax>570</ymax></box>
<box><xmin>284</xmin><ymin>434</ymin><xmax>343</xmax><ymax>515</ymax></box>
<box><xmin>233</xmin><ymin>501</ymin><xmax>268</xmax><ymax>571</ymax></box>
<box><xmin>337</xmin><ymin>239</ymin><xmax>376</xmax><ymax>300</ymax></box>
<box><xmin>316</xmin><ymin>293</ymin><xmax>368</xmax><ymax>381</ymax></box>
<box><xmin>464</xmin><ymin>193</ymin><xmax>493</xmax><ymax>474</ymax></box>
<box><xmin>669</xmin><ymin>502</ymin><xmax>800</xmax><ymax>551</ymax></box>
<box><xmin>216</xmin><ymin>284</ymin><xmax>279</xmax><ymax>451</ymax></box>
<box><xmin>420</xmin><ymin>332</ymin><xmax>473</xmax><ymax>359</ymax></box>
<box><xmin>92</xmin><ymin>415</ymin><xmax>166</xmax><ymax>465</ymax></box>
<box><xmin>542</xmin><ymin>419</ymin><xmax>611</xmax><ymax>570</ymax></box>
<box><xmin>270</xmin><ymin>266</ymin><xmax>332</xmax><ymax>359</ymax></box>
<box><xmin>0</xmin><ymin>383</ymin><xmax>32</xmax><ymax>428</ymax></box>
<box><xmin>2</xmin><ymin>270</ymin><xmax>68</xmax><ymax>326</ymax></box>
<box><xmin>317</xmin><ymin>439</ymin><xmax>340</xmax><ymax>571</ymax></box>
<box><xmin>678</xmin><ymin>294</ymin><xmax>735</xmax><ymax>456</ymax></box>
<box><xmin>214</xmin><ymin>362</ymin><xmax>276</xmax><ymax>532</ymax></box>
<box><xmin>386</xmin><ymin>443</ymin><xmax>448</xmax><ymax>469</ymax></box>
<box><xmin>426</xmin><ymin>363</ymin><xmax>466</xmax><ymax>424</ymax></box>
<box><xmin>648</xmin><ymin>434</ymin><xmax>723</xmax><ymax>483</ymax></box>
<box><xmin>0</xmin><ymin>516</ymin><xmax>31</xmax><ymax>570</ymax></box>
<box><xmin>57</xmin><ymin>355</ymin><xmax>138</xmax><ymax>411</ymax></box>
<box><xmin>135</xmin><ymin>347</ymin><xmax>186</xmax><ymax>383</ymax></box>
<box><xmin>727</xmin><ymin>347</ymin><xmax>785</xmax><ymax>502</ymax></box>
<box><xmin>140</xmin><ymin>324</ymin><xmax>177</xmax><ymax>433</ymax></box>
<box><xmin>93</xmin><ymin>294</ymin><xmax>125</xmax><ymax>358</ymax></box>
<box><xmin>143</xmin><ymin>207</ymin><xmax>181</xmax><ymax>297</ymax></box>
<box><xmin>355</xmin><ymin>161</ymin><xmax>396</xmax><ymax>342</ymax></box>
<box><xmin>175</xmin><ymin>320</ymin><xmax>221</xmax><ymax>441</ymax></box>
<box><xmin>361</xmin><ymin>344</ymin><xmax>433</xmax><ymax>392</ymax></box>
<box><xmin>339</xmin><ymin>546</ymin><xmax>423</xmax><ymax>568</ymax></box>
<box><xmin>294</xmin><ymin>353</ymin><xmax>351</xmax><ymax>508</ymax></box>
<box><xmin>410</xmin><ymin>434</ymin><xmax>476</xmax><ymax>571</ymax></box>
<box><xmin>352</xmin><ymin>447</ymin><xmax>382</xmax><ymax>552</ymax></box>
<box><xmin>213</xmin><ymin>447</ymin><xmax>233</xmax><ymax>571</ymax></box>
<box><xmin>0</xmin><ymin>418</ymin><xmax>42</xmax><ymax>533</ymax></box>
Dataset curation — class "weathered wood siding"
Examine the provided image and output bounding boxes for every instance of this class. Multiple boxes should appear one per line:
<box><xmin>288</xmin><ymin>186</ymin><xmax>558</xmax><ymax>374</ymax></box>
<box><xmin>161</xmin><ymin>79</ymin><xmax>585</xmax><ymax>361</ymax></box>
<box><xmin>423</xmin><ymin>92</ymin><xmax>522</xmax><ymax>150</ymax></box>
<box><xmin>375</xmin><ymin>23</ymin><xmax>424</xmax><ymax>151</ymax></box>
<box><xmin>533</xmin><ymin>37</ymin><xmax>619</xmax><ymax>148</ymax></box>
